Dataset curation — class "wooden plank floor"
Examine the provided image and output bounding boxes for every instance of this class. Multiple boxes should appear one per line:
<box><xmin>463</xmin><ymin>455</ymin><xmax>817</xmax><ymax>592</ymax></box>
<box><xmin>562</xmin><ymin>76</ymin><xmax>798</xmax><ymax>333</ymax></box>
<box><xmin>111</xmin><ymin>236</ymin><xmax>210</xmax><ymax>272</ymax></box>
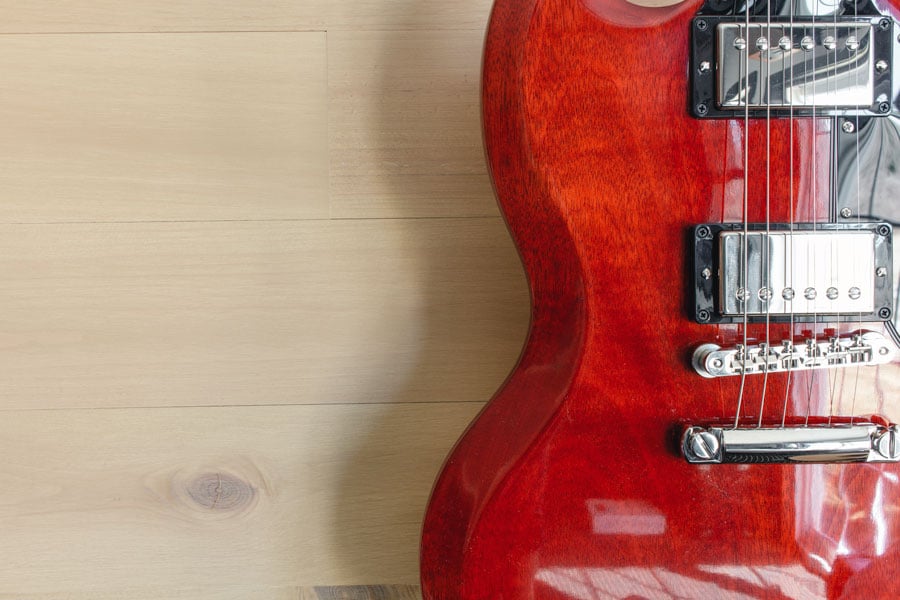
<box><xmin>0</xmin><ymin>1</ymin><xmax>523</xmax><ymax>597</ymax></box>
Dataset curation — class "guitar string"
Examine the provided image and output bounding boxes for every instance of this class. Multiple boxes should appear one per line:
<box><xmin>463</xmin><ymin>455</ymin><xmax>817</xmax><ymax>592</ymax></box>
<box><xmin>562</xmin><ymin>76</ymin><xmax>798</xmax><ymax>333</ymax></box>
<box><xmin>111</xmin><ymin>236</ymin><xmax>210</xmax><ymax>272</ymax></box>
<box><xmin>782</xmin><ymin>2</ymin><xmax>796</xmax><ymax>429</ymax></box>
<box><xmin>734</xmin><ymin>3</ymin><xmax>752</xmax><ymax>430</ymax></box>
<box><xmin>849</xmin><ymin>0</ymin><xmax>863</xmax><ymax>425</ymax></box>
<box><xmin>805</xmin><ymin>5</ymin><xmax>818</xmax><ymax>428</ymax></box>
<box><xmin>828</xmin><ymin>2</ymin><xmax>839</xmax><ymax>426</ymax></box>
<box><xmin>757</xmin><ymin>6</ymin><xmax>773</xmax><ymax>428</ymax></box>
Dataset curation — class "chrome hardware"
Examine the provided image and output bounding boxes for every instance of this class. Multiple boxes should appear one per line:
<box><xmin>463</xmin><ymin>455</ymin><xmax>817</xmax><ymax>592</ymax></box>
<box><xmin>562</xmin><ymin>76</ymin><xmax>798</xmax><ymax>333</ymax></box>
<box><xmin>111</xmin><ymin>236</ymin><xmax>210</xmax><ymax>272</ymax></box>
<box><xmin>717</xmin><ymin>22</ymin><xmax>884</xmax><ymax>111</ymax></box>
<box><xmin>687</xmin><ymin>429</ymin><xmax>720</xmax><ymax>461</ymax></box>
<box><xmin>692</xmin><ymin>332</ymin><xmax>896</xmax><ymax>378</ymax></box>
<box><xmin>682</xmin><ymin>423</ymin><xmax>900</xmax><ymax>464</ymax></box>
<box><xmin>691</xmin><ymin>15</ymin><xmax>895</xmax><ymax>118</ymax></box>
<box><xmin>692</xmin><ymin>222</ymin><xmax>894</xmax><ymax>324</ymax></box>
<box><xmin>719</xmin><ymin>229</ymin><xmax>888</xmax><ymax>317</ymax></box>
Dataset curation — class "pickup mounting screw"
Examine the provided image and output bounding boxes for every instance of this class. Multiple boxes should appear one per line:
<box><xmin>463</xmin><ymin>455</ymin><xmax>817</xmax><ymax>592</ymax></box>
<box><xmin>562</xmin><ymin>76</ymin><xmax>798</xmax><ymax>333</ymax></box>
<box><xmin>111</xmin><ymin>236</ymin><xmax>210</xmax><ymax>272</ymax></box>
<box><xmin>687</xmin><ymin>430</ymin><xmax>720</xmax><ymax>461</ymax></box>
<box><xmin>878</xmin><ymin>102</ymin><xmax>891</xmax><ymax>114</ymax></box>
<box><xmin>734</xmin><ymin>37</ymin><xmax>747</xmax><ymax>51</ymax></box>
<box><xmin>879</xmin><ymin>18</ymin><xmax>891</xmax><ymax>31</ymax></box>
<box><xmin>840</xmin><ymin>206</ymin><xmax>853</xmax><ymax>217</ymax></box>
<box><xmin>841</xmin><ymin>121</ymin><xmax>855</xmax><ymax>135</ymax></box>
<box><xmin>701</xmin><ymin>267</ymin><xmax>712</xmax><ymax>280</ymax></box>
<box><xmin>875</xmin><ymin>428</ymin><xmax>900</xmax><ymax>460</ymax></box>
<box><xmin>696</xmin><ymin>226</ymin><xmax>711</xmax><ymax>239</ymax></box>
<box><xmin>846</xmin><ymin>36</ymin><xmax>859</xmax><ymax>52</ymax></box>
<box><xmin>877</xmin><ymin>266</ymin><xmax>888</xmax><ymax>277</ymax></box>
<box><xmin>696</xmin><ymin>19</ymin><xmax>708</xmax><ymax>31</ymax></box>
<box><xmin>876</xmin><ymin>60</ymin><xmax>889</xmax><ymax>74</ymax></box>
<box><xmin>879</xmin><ymin>307</ymin><xmax>892</xmax><ymax>319</ymax></box>
<box><xmin>699</xmin><ymin>61</ymin><xmax>711</xmax><ymax>74</ymax></box>
<box><xmin>877</xmin><ymin>224</ymin><xmax>891</xmax><ymax>236</ymax></box>
<box><xmin>697</xmin><ymin>309</ymin><xmax>711</xmax><ymax>322</ymax></box>
<box><xmin>800</xmin><ymin>36</ymin><xmax>814</xmax><ymax>51</ymax></box>
<box><xmin>696</xmin><ymin>103</ymin><xmax>709</xmax><ymax>116</ymax></box>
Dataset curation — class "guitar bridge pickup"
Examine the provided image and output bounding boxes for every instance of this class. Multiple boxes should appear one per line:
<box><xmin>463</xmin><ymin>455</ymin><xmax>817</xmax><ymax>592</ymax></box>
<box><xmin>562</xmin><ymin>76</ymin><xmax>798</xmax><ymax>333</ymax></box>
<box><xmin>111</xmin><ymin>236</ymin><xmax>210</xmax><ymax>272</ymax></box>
<box><xmin>691</xmin><ymin>222</ymin><xmax>894</xmax><ymax>324</ymax></box>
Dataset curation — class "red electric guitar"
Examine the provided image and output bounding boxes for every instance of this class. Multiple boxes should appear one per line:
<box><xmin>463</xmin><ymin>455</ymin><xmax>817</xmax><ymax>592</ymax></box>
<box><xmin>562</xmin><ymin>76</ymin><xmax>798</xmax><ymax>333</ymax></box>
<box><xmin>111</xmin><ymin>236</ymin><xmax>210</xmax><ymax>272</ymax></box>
<box><xmin>421</xmin><ymin>0</ymin><xmax>900</xmax><ymax>597</ymax></box>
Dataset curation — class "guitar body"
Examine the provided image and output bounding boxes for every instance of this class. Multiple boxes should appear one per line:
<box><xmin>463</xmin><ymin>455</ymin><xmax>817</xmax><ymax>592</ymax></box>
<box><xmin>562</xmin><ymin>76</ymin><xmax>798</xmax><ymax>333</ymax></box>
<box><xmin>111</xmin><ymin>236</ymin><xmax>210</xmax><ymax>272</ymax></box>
<box><xmin>421</xmin><ymin>0</ymin><xmax>900</xmax><ymax>598</ymax></box>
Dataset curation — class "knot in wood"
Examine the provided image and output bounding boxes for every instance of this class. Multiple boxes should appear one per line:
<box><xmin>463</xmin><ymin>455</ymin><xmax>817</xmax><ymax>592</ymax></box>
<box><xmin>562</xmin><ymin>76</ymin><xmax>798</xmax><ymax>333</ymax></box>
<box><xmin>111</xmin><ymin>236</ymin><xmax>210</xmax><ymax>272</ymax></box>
<box><xmin>185</xmin><ymin>472</ymin><xmax>254</xmax><ymax>512</ymax></box>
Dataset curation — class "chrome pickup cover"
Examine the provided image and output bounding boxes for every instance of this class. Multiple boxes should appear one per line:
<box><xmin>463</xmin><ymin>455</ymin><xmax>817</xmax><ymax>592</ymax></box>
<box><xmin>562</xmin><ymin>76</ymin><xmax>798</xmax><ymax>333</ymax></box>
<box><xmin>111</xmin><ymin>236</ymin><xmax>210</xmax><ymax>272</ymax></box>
<box><xmin>692</xmin><ymin>223</ymin><xmax>893</xmax><ymax>324</ymax></box>
<box><xmin>720</xmin><ymin>230</ymin><xmax>876</xmax><ymax>316</ymax></box>
<box><xmin>691</xmin><ymin>16</ymin><xmax>895</xmax><ymax>118</ymax></box>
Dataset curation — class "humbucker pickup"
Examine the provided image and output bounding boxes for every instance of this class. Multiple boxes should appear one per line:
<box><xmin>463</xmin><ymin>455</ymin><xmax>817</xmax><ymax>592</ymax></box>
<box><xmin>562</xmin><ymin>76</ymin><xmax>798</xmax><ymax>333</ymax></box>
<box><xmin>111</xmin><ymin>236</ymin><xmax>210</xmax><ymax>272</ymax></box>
<box><xmin>691</xmin><ymin>222</ymin><xmax>893</xmax><ymax>324</ymax></box>
<box><xmin>691</xmin><ymin>16</ymin><xmax>895</xmax><ymax>118</ymax></box>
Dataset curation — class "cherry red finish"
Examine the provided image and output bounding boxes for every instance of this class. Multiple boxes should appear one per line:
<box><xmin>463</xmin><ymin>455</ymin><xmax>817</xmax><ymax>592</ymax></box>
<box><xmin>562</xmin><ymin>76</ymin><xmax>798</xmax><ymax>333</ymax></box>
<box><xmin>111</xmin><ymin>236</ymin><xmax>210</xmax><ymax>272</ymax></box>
<box><xmin>421</xmin><ymin>1</ymin><xmax>900</xmax><ymax>598</ymax></box>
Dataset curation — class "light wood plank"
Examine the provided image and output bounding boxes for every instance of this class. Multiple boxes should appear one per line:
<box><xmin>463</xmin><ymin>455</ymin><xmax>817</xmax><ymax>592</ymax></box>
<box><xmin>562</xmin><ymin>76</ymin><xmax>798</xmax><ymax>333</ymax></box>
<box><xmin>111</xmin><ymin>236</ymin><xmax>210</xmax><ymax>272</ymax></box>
<box><xmin>329</xmin><ymin>30</ymin><xmax>496</xmax><ymax>218</ymax></box>
<box><xmin>0</xmin><ymin>1</ymin><xmax>493</xmax><ymax>32</ymax></box>
<box><xmin>0</xmin><ymin>403</ymin><xmax>480</xmax><ymax>593</ymax></box>
<box><xmin>1</xmin><ymin>586</ymin><xmax>422</xmax><ymax>600</ymax></box>
<box><xmin>0</xmin><ymin>218</ymin><xmax>528</xmax><ymax>410</ymax></box>
<box><xmin>0</xmin><ymin>1</ymin><xmax>325</xmax><ymax>32</ymax></box>
<box><xmin>301</xmin><ymin>586</ymin><xmax>422</xmax><ymax>600</ymax></box>
<box><xmin>0</xmin><ymin>33</ymin><xmax>328</xmax><ymax>222</ymax></box>
<box><xmin>327</xmin><ymin>1</ymin><xmax>493</xmax><ymax>31</ymax></box>
<box><xmin>1</xmin><ymin>587</ymin><xmax>301</xmax><ymax>600</ymax></box>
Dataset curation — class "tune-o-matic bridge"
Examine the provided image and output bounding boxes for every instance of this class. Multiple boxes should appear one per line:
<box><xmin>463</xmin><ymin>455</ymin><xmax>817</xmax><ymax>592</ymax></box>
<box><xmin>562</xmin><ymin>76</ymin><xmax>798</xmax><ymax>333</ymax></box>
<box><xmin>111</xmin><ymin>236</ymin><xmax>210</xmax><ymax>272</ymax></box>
<box><xmin>692</xmin><ymin>331</ymin><xmax>896</xmax><ymax>378</ymax></box>
<box><xmin>691</xmin><ymin>222</ymin><xmax>894</xmax><ymax>324</ymax></box>
<box><xmin>690</xmin><ymin>16</ymin><xmax>894</xmax><ymax>118</ymax></box>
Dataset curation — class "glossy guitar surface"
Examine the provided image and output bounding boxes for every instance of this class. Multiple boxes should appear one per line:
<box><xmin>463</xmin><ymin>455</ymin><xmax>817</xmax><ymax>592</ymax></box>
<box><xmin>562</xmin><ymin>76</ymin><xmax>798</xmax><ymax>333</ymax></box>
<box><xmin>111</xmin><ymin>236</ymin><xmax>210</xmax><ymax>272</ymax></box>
<box><xmin>421</xmin><ymin>0</ymin><xmax>900</xmax><ymax>598</ymax></box>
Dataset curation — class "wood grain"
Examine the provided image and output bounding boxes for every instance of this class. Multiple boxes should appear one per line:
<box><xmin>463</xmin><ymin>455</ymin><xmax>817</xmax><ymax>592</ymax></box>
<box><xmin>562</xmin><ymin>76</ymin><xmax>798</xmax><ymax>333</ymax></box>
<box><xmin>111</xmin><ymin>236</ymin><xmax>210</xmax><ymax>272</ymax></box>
<box><xmin>0</xmin><ymin>403</ymin><xmax>480</xmax><ymax>593</ymax></box>
<box><xmin>300</xmin><ymin>587</ymin><xmax>422</xmax><ymax>600</ymax></box>
<box><xmin>329</xmin><ymin>30</ymin><xmax>496</xmax><ymax>218</ymax></box>
<box><xmin>2</xmin><ymin>586</ymin><xmax>422</xmax><ymax>600</ymax></box>
<box><xmin>0</xmin><ymin>0</ymin><xmax>519</xmax><ymax>595</ymax></box>
<box><xmin>1</xmin><ymin>587</ymin><xmax>301</xmax><ymax>600</ymax></box>
<box><xmin>0</xmin><ymin>1</ymin><xmax>493</xmax><ymax>32</ymax></box>
<box><xmin>0</xmin><ymin>218</ymin><xmax>527</xmax><ymax>409</ymax></box>
<box><xmin>0</xmin><ymin>32</ymin><xmax>328</xmax><ymax>223</ymax></box>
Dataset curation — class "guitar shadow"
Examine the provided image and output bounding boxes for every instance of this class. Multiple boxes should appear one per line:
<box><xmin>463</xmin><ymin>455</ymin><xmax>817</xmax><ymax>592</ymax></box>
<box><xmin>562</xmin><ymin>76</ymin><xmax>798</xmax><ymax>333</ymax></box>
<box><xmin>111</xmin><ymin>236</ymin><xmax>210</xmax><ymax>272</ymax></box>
<box><xmin>328</xmin><ymin>0</ymin><xmax>530</xmax><ymax>592</ymax></box>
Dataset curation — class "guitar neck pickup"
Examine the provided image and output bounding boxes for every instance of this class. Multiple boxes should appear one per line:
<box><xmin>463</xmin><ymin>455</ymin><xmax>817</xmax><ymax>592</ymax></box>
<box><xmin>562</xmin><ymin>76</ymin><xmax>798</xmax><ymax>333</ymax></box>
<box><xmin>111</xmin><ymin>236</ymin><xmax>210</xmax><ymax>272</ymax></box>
<box><xmin>691</xmin><ymin>222</ymin><xmax>894</xmax><ymax>324</ymax></box>
<box><xmin>691</xmin><ymin>16</ymin><xmax>895</xmax><ymax>118</ymax></box>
